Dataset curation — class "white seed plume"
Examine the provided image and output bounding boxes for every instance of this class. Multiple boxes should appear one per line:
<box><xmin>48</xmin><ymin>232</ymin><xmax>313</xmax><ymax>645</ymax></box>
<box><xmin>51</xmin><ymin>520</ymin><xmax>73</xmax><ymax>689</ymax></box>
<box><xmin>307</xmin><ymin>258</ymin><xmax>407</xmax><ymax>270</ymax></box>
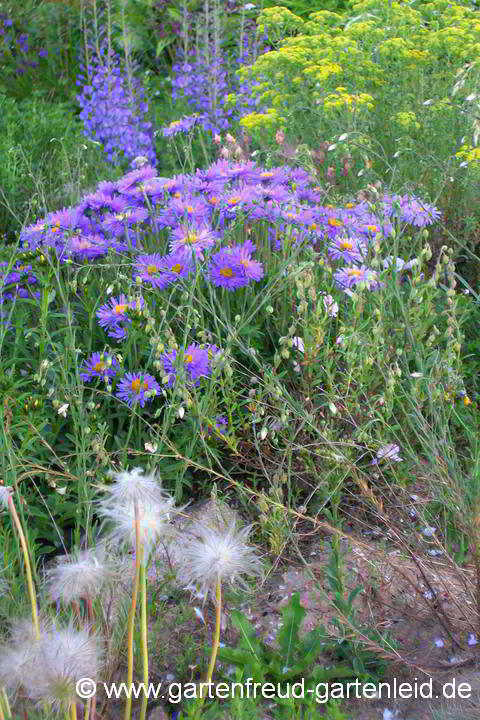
<box><xmin>1</xmin><ymin>618</ymin><xmax>101</xmax><ymax>711</ymax></box>
<box><xmin>174</xmin><ymin>522</ymin><xmax>263</xmax><ymax>602</ymax></box>
<box><xmin>44</xmin><ymin>545</ymin><xmax>118</xmax><ymax>605</ymax></box>
<box><xmin>97</xmin><ymin>468</ymin><xmax>177</xmax><ymax>562</ymax></box>
<box><xmin>27</xmin><ymin>624</ymin><xmax>101</xmax><ymax>712</ymax></box>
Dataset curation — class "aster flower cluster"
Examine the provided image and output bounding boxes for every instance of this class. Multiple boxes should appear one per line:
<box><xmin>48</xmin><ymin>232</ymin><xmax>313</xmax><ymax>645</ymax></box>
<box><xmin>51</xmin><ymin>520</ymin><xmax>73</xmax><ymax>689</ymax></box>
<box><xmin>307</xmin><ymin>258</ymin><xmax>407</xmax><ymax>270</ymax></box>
<box><xmin>76</xmin><ymin>42</ymin><xmax>156</xmax><ymax>167</ymax></box>
<box><xmin>0</xmin><ymin>261</ymin><xmax>39</xmax><ymax>304</ymax></box>
<box><xmin>18</xmin><ymin>160</ymin><xmax>440</xmax><ymax>307</ymax></box>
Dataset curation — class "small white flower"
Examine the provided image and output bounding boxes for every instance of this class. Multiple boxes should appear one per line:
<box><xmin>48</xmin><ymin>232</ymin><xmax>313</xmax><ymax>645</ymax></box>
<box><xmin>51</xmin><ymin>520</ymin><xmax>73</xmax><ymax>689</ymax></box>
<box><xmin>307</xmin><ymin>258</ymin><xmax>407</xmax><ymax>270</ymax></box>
<box><xmin>372</xmin><ymin>444</ymin><xmax>402</xmax><ymax>464</ymax></box>
<box><xmin>144</xmin><ymin>441</ymin><xmax>158</xmax><ymax>453</ymax></box>
<box><xmin>0</xmin><ymin>486</ymin><xmax>13</xmax><ymax>509</ymax></box>
<box><xmin>259</xmin><ymin>427</ymin><xmax>268</xmax><ymax>441</ymax></box>
<box><xmin>468</xmin><ymin>633</ymin><xmax>477</xmax><ymax>646</ymax></box>
<box><xmin>244</xmin><ymin>2</ymin><xmax>256</xmax><ymax>8</ymax></box>
<box><xmin>291</xmin><ymin>336</ymin><xmax>305</xmax><ymax>353</ymax></box>
<box><xmin>178</xmin><ymin>406</ymin><xmax>185</xmax><ymax>419</ymax></box>
<box><xmin>338</xmin><ymin>133</ymin><xmax>348</xmax><ymax>142</ymax></box>
<box><xmin>322</xmin><ymin>294</ymin><xmax>339</xmax><ymax>317</ymax></box>
<box><xmin>57</xmin><ymin>403</ymin><xmax>69</xmax><ymax>418</ymax></box>
<box><xmin>422</xmin><ymin>526</ymin><xmax>436</xmax><ymax>537</ymax></box>
<box><xmin>410</xmin><ymin>372</ymin><xmax>423</xmax><ymax>378</ymax></box>
<box><xmin>434</xmin><ymin>637</ymin><xmax>444</xmax><ymax>647</ymax></box>
<box><xmin>428</xmin><ymin>548</ymin><xmax>443</xmax><ymax>557</ymax></box>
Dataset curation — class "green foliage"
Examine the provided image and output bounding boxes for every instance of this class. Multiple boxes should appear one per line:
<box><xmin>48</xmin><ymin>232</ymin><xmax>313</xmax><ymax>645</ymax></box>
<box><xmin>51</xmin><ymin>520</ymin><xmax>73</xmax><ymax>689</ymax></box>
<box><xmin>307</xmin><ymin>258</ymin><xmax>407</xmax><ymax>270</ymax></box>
<box><xmin>0</xmin><ymin>94</ymin><xmax>120</xmax><ymax>240</ymax></box>
<box><xmin>0</xmin><ymin>0</ymin><xmax>83</xmax><ymax>101</ymax></box>
<box><xmin>217</xmin><ymin>592</ymin><xmax>360</xmax><ymax>716</ymax></box>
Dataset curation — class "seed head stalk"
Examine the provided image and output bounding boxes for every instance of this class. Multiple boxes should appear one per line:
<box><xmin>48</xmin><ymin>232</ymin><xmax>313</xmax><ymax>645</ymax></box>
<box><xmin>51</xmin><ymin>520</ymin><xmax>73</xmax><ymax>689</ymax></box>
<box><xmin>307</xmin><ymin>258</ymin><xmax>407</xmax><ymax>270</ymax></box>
<box><xmin>6</xmin><ymin>493</ymin><xmax>40</xmax><ymax>641</ymax></box>
<box><xmin>194</xmin><ymin>578</ymin><xmax>222</xmax><ymax>719</ymax></box>
<box><xmin>0</xmin><ymin>687</ymin><xmax>11</xmax><ymax>719</ymax></box>
<box><xmin>139</xmin><ymin>563</ymin><xmax>149</xmax><ymax>720</ymax></box>
<box><xmin>124</xmin><ymin>501</ymin><xmax>142</xmax><ymax>720</ymax></box>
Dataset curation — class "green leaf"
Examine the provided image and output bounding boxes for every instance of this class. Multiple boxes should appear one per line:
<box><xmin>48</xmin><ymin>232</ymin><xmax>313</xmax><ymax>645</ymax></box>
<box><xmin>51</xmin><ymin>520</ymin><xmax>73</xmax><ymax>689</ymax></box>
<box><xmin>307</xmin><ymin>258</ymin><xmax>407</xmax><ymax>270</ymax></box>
<box><xmin>230</xmin><ymin>610</ymin><xmax>265</xmax><ymax>663</ymax></box>
<box><xmin>156</xmin><ymin>37</ymin><xmax>175</xmax><ymax>57</ymax></box>
<box><xmin>276</xmin><ymin>592</ymin><xmax>305</xmax><ymax>666</ymax></box>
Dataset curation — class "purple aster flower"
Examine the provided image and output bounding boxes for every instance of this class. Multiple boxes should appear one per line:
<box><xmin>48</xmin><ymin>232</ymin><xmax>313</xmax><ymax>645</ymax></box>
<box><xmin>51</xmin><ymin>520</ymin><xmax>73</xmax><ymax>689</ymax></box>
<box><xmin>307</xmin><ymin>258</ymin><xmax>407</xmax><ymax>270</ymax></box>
<box><xmin>116</xmin><ymin>372</ymin><xmax>160</xmax><ymax>407</ymax></box>
<box><xmin>162</xmin><ymin>114</ymin><xmax>207</xmax><ymax>137</ymax></box>
<box><xmin>80</xmin><ymin>352</ymin><xmax>120</xmax><ymax>383</ymax></box>
<box><xmin>96</xmin><ymin>294</ymin><xmax>144</xmax><ymax>340</ymax></box>
<box><xmin>207</xmin><ymin>248</ymin><xmax>249</xmax><ymax>290</ymax></box>
<box><xmin>158</xmin><ymin>196</ymin><xmax>210</xmax><ymax>228</ymax></box>
<box><xmin>161</xmin><ymin>343</ymin><xmax>212</xmax><ymax>387</ymax></box>
<box><xmin>382</xmin><ymin>256</ymin><xmax>419</xmax><ymax>272</ymax></box>
<box><xmin>395</xmin><ymin>196</ymin><xmax>440</xmax><ymax>227</ymax></box>
<box><xmin>66</xmin><ymin>234</ymin><xmax>109</xmax><ymax>260</ymax></box>
<box><xmin>169</xmin><ymin>224</ymin><xmax>217</xmax><ymax>259</ymax></box>
<box><xmin>115</xmin><ymin>165</ymin><xmax>157</xmax><ymax>194</ymax></box>
<box><xmin>160</xmin><ymin>249</ymin><xmax>196</xmax><ymax>281</ymax></box>
<box><xmin>229</xmin><ymin>240</ymin><xmax>264</xmax><ymax>282</ymax></box>
<box><xmin>133</xmin><ymin>250</ymin><xmax>194</xmax><ymax>289</ymax></box>
<box><xmin>328</xmin><ymin>236</ymin><xmax>365</xmax><ymax>264</ymax></box>
<box><xmin>205</xmin><ymin>415</ymin><xmax>228</xmax><ymax>436</ymax></box>
<box><xmin>334</xmin><ymin>265</ymin><xmax>382</xmax><ymax>292</ymax></box>
<box><xmin>101</xmin><ymin>206</ymin><xmax>149</xmax><ymax>237</ymax></box>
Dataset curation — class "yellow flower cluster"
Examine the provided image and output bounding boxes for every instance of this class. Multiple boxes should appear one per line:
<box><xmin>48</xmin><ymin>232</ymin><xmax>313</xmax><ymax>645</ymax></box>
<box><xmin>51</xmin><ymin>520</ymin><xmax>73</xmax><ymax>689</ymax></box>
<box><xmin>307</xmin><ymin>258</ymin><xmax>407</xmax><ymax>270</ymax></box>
<box><xmin>233</xmin><ymin>0</ymin><xmax>479</xmax><ymax>138</ymax></box>
<box><xmin>455</xmin><ymin>144</ymin><xmax>480</xmax><ymax>165</ymax></box>
<box><xmin>391</xmin><ymin>111</ymin><xmax>421</xmax><ymax>131</ymax></box>
<box><xmin>324</xmin><ymin>87</ymin><xmax>375</xmax><ymax>113</ymax></box>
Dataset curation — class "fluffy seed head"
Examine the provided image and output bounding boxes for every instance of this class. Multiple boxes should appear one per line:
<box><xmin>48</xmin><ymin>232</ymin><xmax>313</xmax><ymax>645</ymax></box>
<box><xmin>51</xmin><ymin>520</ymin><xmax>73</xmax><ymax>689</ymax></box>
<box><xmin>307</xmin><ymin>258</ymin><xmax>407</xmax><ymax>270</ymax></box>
<box><xmin>97</xmin><ymin>468</ymin><xmax>177</xmax><ymax>562</ymax></box>
<box><xmin>1</xmin><ymin>618</ymin><xmax>101</xmax><ymax>711</ymax></box>
<box><xmin>44</xmin><ymin>545</ymin><xmax>118</xmax><ymax>605</ymax></box>
<box><xmin>175</xmin><ymin>522</ymin><xmax>263</xmax><ymax>602</ymax></box>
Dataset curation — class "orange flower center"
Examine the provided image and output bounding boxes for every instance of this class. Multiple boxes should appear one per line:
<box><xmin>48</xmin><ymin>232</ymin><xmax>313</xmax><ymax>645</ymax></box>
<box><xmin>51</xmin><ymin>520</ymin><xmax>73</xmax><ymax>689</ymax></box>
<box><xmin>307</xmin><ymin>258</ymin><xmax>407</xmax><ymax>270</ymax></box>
<box><xmin>227</xmin><ymin>196</ymin><xmax>240</xmax><ymax>205</ymax></box>
<box><xmin>186</xmin><ymin>206</ymin><xmax>194</xmax><ymax>213</ymax></box>
<box><xmin>309</xmin><ymin>223</ymin><xmax>317</xmax><ymax>230</ymax></box>
<box><xmin>186</xmin><ymin>232</ymin><xmax>198</xmax><ymax>244</ymax></box>
<box><xmin>328</xmin><ymin>217</ymin><xmax>343</xmax><ymax>227</ymax></box>
<box><xmin>367</xmin><ymin>225</ymin><xmax>378</xmax><ymax>232</ymax></box>
<box><xmin>93</xmin><ymin>361</ymin><xmax>106</xmax><ymax>372</ymax></box>
<box><xmin>220</xmin><ymin>267</ymin><xmax>234</xmax><ymax>278</ymax></box>
<box><xmin>261</xmin><ymin>172</ymin><xmax>274</xmax><ymax>178</ymax></box>
<box><xmin>184</xmin><ymin>354</ymin><xmax>193</xmax><ymax>363</ymax></box>
<box><xmin>340</xmin><ymin>241</ymin><xmax>353</xmax><ymax>250</ymax></box>
<box><xmin>51</xmin><ymin>222</ymin><xmax>61</xmax><ymax>233</ymax></box>
<box><xmin>114</xmin><ymin>304</ymin><xmax>128</xmax><ymax>314</ymax></box>
<box><xmin>173</xmin><ymin>192</ymin><xmax>182</xmax><ymax>198</ymax></box>
<box><xmin>171</xmin><ymin>263</ymin><xmax>182</xmax><ymax>274</ymax></box>
<box><xmin>147</xmin><ymin>264</ymin><xmax>158</xmax><ymax>275</ymax></box>
<box><xmin>131</xmin><ymin>378</ymin><xmax>149</xmax><ymax>393</ymax></box>
<box><xmin>345</xmin><ymin>202</ymin><xmax>354</xmax><ymax>208</ymax></box>
<box><xmin>115</xmin><ymin>211</ymin><xmax>131</xmax><ymax>221</ymax></box>
<box><xmin>209</xmin><ymin>196</ymin><xmax>218</xmax><ymax>205</ymax></box>
<box><xmin>348</xmin><ymin>268</ymin><xmax>362</xmax><ymax>277</ymax></box>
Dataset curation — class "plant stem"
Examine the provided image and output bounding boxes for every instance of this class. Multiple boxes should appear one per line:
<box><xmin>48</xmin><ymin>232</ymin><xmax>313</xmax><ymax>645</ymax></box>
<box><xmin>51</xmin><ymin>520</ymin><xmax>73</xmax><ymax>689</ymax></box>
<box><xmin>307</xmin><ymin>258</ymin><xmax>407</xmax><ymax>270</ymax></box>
<box><xmin>70</xmin><ymin>700</ymin><xmax>77</xmax><ymax>720</ymax></box>
<box><xmin>7</xmin><ymin>495</ymin><xmax>40</xmax><ymax>640</ymax></box>
<box><xmin>124</xmin><ymin>503</ymin><xmax>142</xmax><ymax>720</ymax></box>
<box><xmin>194</xmin><ymin>579</ymin><xmax>222</xmax><ymax>719</ymax></box>
<box><xmin>139</xmin><ymin>563</ymin><xmax>149</xmax><ymax>720</ymax></box>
